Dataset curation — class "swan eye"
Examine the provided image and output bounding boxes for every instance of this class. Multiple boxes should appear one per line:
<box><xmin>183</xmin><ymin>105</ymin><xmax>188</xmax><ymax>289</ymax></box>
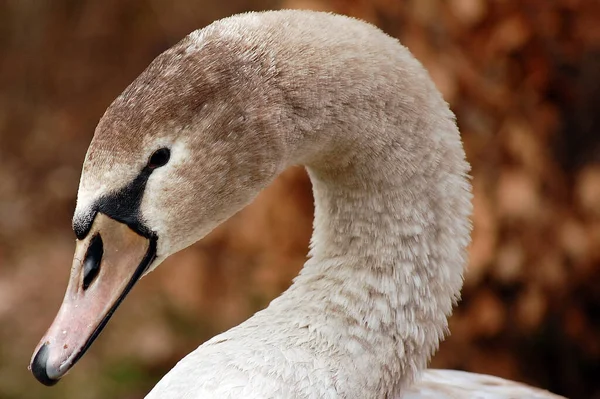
<box><xmin>148</xmin><ymin>148</ymin><xmax>170</xmax><ymax>169</ymax></box>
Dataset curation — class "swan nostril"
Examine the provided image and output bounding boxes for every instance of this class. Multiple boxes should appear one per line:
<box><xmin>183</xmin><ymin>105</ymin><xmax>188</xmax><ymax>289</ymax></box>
<box><xmin>82</xmin><ymin>234</ymin><xmax>103</xmax><ymax>290</ymax></box>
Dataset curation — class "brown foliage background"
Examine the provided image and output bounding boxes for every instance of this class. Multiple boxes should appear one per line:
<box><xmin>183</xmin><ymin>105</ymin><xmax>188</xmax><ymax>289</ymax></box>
<box><xmin>1</xmin><ymin>0</ymin><xmax>599</xmax><ymax>398</ymax></box>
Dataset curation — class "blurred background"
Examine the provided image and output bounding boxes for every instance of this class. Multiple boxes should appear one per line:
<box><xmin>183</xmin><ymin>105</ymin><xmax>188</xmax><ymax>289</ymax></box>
<box><xmin>0</xmin><ymin>0</ymin><xmax>598</xmax><ymax>398</ymax></box>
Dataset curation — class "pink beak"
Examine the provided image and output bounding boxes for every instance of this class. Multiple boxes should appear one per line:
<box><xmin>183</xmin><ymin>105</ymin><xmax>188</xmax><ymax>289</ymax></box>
<box><xmin>30</xmin><ymin>213</ymin><xmax>154</xmax><ymax>385</ymax></box>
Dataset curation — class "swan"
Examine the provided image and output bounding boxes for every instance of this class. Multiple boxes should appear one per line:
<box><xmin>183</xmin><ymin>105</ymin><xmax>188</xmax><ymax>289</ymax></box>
<box><xmin>30</xmin><ymin>10</ymin><xmax>564</xmax><ymax>399</ymax></box>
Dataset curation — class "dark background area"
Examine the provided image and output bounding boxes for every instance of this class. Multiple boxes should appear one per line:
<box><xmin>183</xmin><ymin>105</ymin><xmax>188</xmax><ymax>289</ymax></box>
<box><xmin>0</xmin><ymin>0</ymin><xmax>598</xmax><ymax>398</ymax></box>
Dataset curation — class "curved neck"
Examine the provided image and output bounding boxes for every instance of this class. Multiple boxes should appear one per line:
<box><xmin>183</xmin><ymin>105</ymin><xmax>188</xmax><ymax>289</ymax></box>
<box><xmin>262</xmin><ymin>56</ymin><xmax>472</xmax><ymax>395</ymax></box>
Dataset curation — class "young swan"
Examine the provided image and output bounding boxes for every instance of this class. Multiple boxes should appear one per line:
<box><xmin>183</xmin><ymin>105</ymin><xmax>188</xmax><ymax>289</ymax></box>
<box><xmin>31</xmin><ymin>10</ymin><xmax>564</xmax><ymax>399</ymax></box>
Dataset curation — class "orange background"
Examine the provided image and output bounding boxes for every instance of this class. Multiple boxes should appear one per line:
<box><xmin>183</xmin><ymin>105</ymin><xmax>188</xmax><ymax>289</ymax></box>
<box><xmin>0</xmin><ymin>1</ymin><xmax>598</xmax><ymax>398</ymax></box>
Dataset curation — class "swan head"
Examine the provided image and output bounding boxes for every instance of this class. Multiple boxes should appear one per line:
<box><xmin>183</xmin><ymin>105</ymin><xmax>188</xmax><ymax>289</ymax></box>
<box><xmin>30</xmin><ymin>31</ymin><xmax>284</xmax><ymax>385</ymax></box>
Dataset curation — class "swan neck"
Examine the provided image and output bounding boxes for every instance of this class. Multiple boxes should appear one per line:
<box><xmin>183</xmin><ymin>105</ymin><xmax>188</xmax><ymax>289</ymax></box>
<box><xmin>269</xmin><ymin>85</ymin><xmax>471</xmax><ymax>393</ymax></box>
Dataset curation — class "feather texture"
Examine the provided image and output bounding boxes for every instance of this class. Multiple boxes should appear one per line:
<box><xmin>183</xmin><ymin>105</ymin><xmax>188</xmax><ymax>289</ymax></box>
<box><xmin>404</xmin><ymin>370</ymin><xmax>564</xmax><ymax>398</ymax></box>
<box><xmin>64</xmin><ymin>10</ymin><xmax>564</xmax><ymax>399</ymax></box>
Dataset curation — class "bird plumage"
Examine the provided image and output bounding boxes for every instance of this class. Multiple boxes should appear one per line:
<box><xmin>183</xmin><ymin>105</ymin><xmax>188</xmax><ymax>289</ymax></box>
<box><xmin>32</xmin><ymin>10</ymin><xmax>564</xmax><ymax>399</ymax></box>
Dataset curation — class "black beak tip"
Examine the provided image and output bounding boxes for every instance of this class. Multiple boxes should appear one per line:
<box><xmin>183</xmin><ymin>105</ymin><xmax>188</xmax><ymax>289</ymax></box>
<box><xmin>31</xmin><ymin>343</ymin><xmax>60</xmax><ymax>386</ymax></box>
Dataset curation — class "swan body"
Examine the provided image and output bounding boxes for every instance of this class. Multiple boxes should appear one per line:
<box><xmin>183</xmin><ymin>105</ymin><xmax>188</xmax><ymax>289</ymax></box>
<box><xmin>403</xmin><ymin>370</ymin><xmax>564</xmax><ymax>398</ymax></box>
<box><xmin>30</xmin><ymin>10</ymin><xmax>564</xmax><ymax>399</ymax></box>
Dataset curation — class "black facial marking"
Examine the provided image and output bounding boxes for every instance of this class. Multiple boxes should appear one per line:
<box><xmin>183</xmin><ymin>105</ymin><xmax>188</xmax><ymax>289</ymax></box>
<box><xmin>73</xmin><ymin>210</ymin><xmax>96</xmax><ymax>240</ymax></box>
<box><xmin>82</xmin><ymin>234</ymin><xmax>103</xmax><ymax>290</ymax></box>
<box><xmin>94</xmin><ymin>167</ymin><xmax>155</xmax><ymax>238</ymax></box>
<box><xmin>72</xmin><ymin>147</ymin><xmax>172</xmax><ymax>240</ymax></box>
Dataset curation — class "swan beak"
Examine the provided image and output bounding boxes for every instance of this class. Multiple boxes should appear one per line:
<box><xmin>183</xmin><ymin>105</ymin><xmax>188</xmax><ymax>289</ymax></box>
<box><xmin>30</xmin><ymin>213</ymin><xmax>156</xmax><ymax>386</ymax></box>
